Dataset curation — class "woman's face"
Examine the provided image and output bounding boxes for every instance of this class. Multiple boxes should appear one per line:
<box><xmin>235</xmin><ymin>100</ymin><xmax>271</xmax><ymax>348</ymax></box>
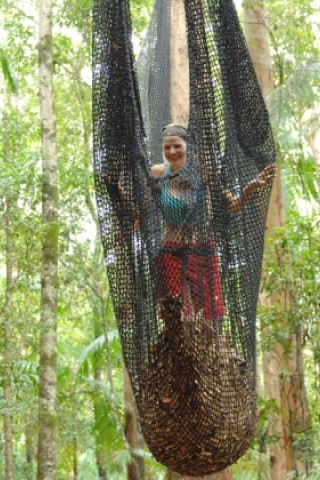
<box><xmin>162</xmin><ymin>136</ymin><xmax>187</xmax><ymax>172</ymax></box>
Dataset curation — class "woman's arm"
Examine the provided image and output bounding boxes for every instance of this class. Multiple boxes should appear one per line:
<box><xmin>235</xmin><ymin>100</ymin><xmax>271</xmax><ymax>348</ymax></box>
<box><xmin>101</xmin><ymin>164</ymin><xmax>167</xmax><ymax>229</ymax></box>
<box><xmin>221</xmin><ymin>164</ymin><xmax>276</xmax><ymax>213</ymax></box>
<box><xmin>151</xmin><ymin>163</ymin><xmax>166</xmax><ymax>177</ymax></box>
<box><xmin>101</xmin><ymin>172</ymin><xmax>141</xmax><ymax>228</ymax></box>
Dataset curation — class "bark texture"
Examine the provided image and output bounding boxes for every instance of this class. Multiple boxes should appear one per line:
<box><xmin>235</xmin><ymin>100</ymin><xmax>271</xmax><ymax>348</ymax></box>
<box><xmin>170</xmin><ymin>0</ymin><xmax>189</xmax><ymax>126</ymax></box>
<box><xmin>168</xmin><ymin>1</ymin><xmax>231</xmax><ymax>478</ymax></box>
<box><xmin>26</xmin><ymin>419</ymin><xmax>35</xmax><ymax>480</ymax></box>
<box><xmin>93</xmin><ymin>341</ymin><xmax>108</xmax><ymax>480</ymax></box>
<box><xmin>243</xmin><ymin>4</ymin><xmax>290</xmax><ymax>479</ymax></box>
<box><xmin>243</xmin><ymin>1</ymin><xmax>274</xmax><ymax>97</ymax></box>
<box><xmin>3</xmin><ymin>189</ymin><xmax>14</xmax><ymax>480</ymax></box>
<box><xmin>243</xmin><ymin>1</ymin><xmax>311</xmax><ymax>478</ymax></box>
<box><xmin>124</xmin><ymin>368</ymin><xmax>145</xmax><ymax>480</ymax></box>
<box><xmin>37</xmin><ymin>0</ymin><xmax>59</xmax><ymax>478</ymax></box>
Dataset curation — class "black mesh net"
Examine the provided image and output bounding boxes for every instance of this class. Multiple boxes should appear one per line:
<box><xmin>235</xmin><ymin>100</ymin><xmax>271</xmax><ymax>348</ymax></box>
<box><xmin>92</xmin><ymin>0</ymin><xmax>275</xmax><ymax>475</ymax></box>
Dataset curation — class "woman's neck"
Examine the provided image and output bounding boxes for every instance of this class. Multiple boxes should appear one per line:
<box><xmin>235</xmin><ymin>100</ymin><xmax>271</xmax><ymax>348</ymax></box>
<box><xmin>169</xmin><ymin>157</ymin><xmax>186</xmax><ymax>173</ymax></box>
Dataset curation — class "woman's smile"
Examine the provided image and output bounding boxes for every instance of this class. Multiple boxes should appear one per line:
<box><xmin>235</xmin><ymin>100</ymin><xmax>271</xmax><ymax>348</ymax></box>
<box><xmin>162</xmin><ymin>135</ymin><xmax>187</xmax><ymax>171</ymax></box>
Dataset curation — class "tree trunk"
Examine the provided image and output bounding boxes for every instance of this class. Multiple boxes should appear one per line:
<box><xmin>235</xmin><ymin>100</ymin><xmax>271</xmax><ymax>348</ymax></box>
<box><xmin>243</xmin><ymin>2</ymin><xmax>274</xmax><ymax>97</ymax></box>
<box><xmin>168</xmin><ymin>1</ymin><xmax>231</xmax><ymax>479</ymax></box>
<box><xmin>77</xmin><ymin>82</ymin><xmax>110</xmax><ymax>478</ymax></box>
<box><xmin>96</xmin><ymin>452</ymin><xmax>108</xmax><ymax>480</ymax></box>
<box><xmin>73</xmin><ymin>437</ymin><xmax>78</xmax><ymax>480</ymax></box>
<box><xmin>243</xmin><ymin>1</ymin><xmax>311</xmax><ymax>478</ymax></box>
<box><xmin>26</xmin><ymin>419</ymin><xmax>35</xmax><ymax>480</ymax></box>
<box><xmin>124</xmin><ymin>369</ymin><xmax>145</xmax><ymax>480</ymax></box>
<box><xmin>37</xmin><ymin>0</ymin><xmax>59</xmax><ymax>478</ymax></box>
<box><xmin>93</xmin><ymin>325</ymin><xmax>109</xmax><ymax>480</ymax></box>
<box><xmin>170</xmin><ymin>0</ymin><xmax>189</xmax><ymax>126</ymax></box>
<box><xmin>3</xmin><ymin>172</ymin><xmax>14</xmax><ymax>480</ymax></box>
<box><xmin>243</xmin><ymin>4</ymin><xmax>291</xmax><ymax>479</ymax></box>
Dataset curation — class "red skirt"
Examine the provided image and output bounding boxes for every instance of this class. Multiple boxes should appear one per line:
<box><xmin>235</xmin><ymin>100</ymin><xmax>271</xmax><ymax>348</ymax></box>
<box><xmin>156</xmin><ymin>242</ymin><xmax>225</xmax><ymax>319</ymax></box>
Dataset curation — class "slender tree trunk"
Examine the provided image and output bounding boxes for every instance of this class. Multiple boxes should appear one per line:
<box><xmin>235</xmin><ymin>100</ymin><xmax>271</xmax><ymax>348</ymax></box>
<box><xmin>243</xmin><ymin>1</ymin><xmax>311</xmax><ymax>478</ymax></box>
<box><xmin>75</xmin><ymin>82</ymin><xmax>112</xmax><ymax>477</ymax></box>
<box><xmin>81</xmin><ymin>120</ymin><xmax>110</xmax><ymax>479</ymax></box>
<box><xmin>243</xmin><ymin>4</ymin><xmax>290</xmax><ymax>479</ymax></box>
<box><xmin>3</xmin><ymin>181</ymin><xmax>14</xmax><ymax>480</ymax></box>
<box><xmin>26</xmin><ymin>419</ymin><xmax>34</xmax><ymax>480</ymax></box>
<box><xmin>170</xmin><ymin>0</ymin><xmax>189</xmax><ymax>126</ymax></box>
<box><xmin>96</xmin><ymin>453</ymin><xmax>108</xmax><ymax>480</ymax></box>
<box><xmin>243</xmin><ymin>2</ymin><xmax>274</xmax><ymax>97</ymax></box>
<box><xmin>37</xmin><ymin>0</ymin><xmax>59</xmax><ymax>478</ymax></box>
<box><xmin>124</xmin><ymin>369</ymin><xmax>145</xmax><ymax>480</ymax></box>
<box><xmin>73</xmin><ymin>437</ymin><xmax>78</xmax><ymax>480</ymax></box>
<box><xmin>74</xmin><ymin>26</ymin><xmax>145</xmax><ymax>479</ymax></box>
<box><xmin>92</xmin><ymin>319</ymin><xmax>109</xmax><ymax>480</ymax></box>
<box><xmin>94</xmin><ymin>381</ymin><xmax>109</xmax><ymax>480</ymax></box>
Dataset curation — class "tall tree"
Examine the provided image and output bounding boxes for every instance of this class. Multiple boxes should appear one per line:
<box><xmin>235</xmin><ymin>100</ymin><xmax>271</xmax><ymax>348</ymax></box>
<box><xmin>243</xmin><ymin>1</ymin><xmax>311</xmax><ymax>478</ymax></box>
<box><xmin>37</xmin><ymin>0</ymin><xmax>59</xmax><ymax>478</ymax></box>
<box><xmin>124</xmin><ymin>368</ymin><xmax>145</xmax><ymax>479</ymax></box>
<box><xmin>3</xmin><ymin>113</ymin><xmax>15</xmax><ymax>480</ymax></box>
<box><xmin>168</xmin><ymin>1</ymin><xmax>232</xmax><ymax>478</ymax></box>
<box><xmin>243</xmin><ymin>4</ymin><xmax>287</xmax><ymax>478</ymax></box>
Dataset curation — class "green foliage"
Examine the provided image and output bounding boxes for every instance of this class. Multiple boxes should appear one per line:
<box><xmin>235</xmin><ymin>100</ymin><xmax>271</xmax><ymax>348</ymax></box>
<box><xmin>232</xmin><ymin>448</ymin><xmax>270</xmax><ymax>479</ymax></box>
<box><xmin>258</xmin><ymin>209</ymin><xmax>320</xmax><ymax>475</ymax></box>
<box><xmin>266</xmin><ymin>63</ymin><xmax>320</xmax><ymax>203</ymax></box>
<box><xmin>261</xmin><ymin>211</ymin><xmax>319</xmax><ymax>333</ymax></box>
<box><xmin>0</xmin><ymin>42</ymin><xmax>18</xmax><ymax>93</ymax></box>
<box><xmin>78</xmin><ymin>330</ymin><xmax>118</xmax><ymax>363</ymax></box>
<box><xmin>266</xmin><ymin>0</ymin><xmax>319</xmax><ymax>87</ymax></box>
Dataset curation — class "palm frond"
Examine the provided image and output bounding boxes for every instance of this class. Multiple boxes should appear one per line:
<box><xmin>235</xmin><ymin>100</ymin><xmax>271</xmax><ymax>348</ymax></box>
<box><xmin>110</xmin><ymin>447</ymin><xmax>132</xmax><ymax>466</ymax></box>
<box><xmin>78</xmin><ymin>449</ymin><xmax>102</xmax><ymax>480</ymax></box>
<box><xmin>12</xmin><ymin>360</ymin><xmax>39</xmax><ymax>387</ymax></box>
<box><xmin>85</xmin><ymin>378</ymin><xmax>120</xmax><ymax>407</ymax></box>
<box><xmin>266</xmin><ymin>62</ymin><xmax>320</xmax><ymax>202</ymax></box>
<box><xmin>77</xmin><ymin>329</ymin><xmax>119</xmax><ymax>377</ymax></box>
<box><xmin>0</xmin><ymin>45</ymin><xmax>18</xmax><ymax>93</ymax></box>
<box><xmin>266</xmin><ymin>61</ymin><xmax>320</xmax><ymax>131</ymax></box>
<box><xmin>79</xmin><ymin>376</ymin><xmax>125</xmax><ymax>446</ymax></box>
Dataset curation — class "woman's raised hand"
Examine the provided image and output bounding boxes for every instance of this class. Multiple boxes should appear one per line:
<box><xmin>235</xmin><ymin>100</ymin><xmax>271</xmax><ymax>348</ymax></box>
<box><xmin>257</xmin><ymin>164</ymin><xmax>276</xmax><ymax>184</ymax></box>
<box><xmin>233</xmin><ymin>164</ymin><xmax>276</xmax><ymax>211</ymax></box>
<box><xmin>246</xmin><ymin>164</ymin><xmax>276</xmax><ymax>193</ymax></box>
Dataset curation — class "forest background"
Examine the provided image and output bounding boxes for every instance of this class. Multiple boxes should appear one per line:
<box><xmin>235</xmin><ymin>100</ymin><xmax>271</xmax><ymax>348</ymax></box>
<box><xmin>0</xmin><ymin>0</ymin><xmax>319</xmax><ymax>479</ymax></box>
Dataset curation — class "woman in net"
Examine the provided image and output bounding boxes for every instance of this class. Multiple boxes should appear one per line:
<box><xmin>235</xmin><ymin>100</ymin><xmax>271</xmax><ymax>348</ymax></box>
<box><xmin>152</xmin><ymin>123</ymin><xmax>275</xmax><ymax>338</ymax></box>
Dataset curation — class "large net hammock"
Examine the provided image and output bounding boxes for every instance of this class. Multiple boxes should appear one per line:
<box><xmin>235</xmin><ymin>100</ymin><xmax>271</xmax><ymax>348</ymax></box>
<box><xmin>92</xmin><ymin>0</ymin><xmax>276</xmax><ymax>475</ymax></box>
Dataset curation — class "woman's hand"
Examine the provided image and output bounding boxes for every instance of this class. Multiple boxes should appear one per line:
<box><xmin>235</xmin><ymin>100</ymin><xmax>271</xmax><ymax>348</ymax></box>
<box><xmin>247</xmin><ymin>164</ymin><xmax>276</xmax><ymax>191</ymax></box>
<box><xmin>134</xmin><ymin>218</ymin><xmax>141</xmax><ymax>230</ymax></box>
<box><xmin>238</xmin><ymin>164</ymin><xmax>276</xmax><ymax>208</ymax></box>
<box><xmin>225</xmin><ymin>164</ymin><xmax>276</xmax><ymax>213</ymax></box>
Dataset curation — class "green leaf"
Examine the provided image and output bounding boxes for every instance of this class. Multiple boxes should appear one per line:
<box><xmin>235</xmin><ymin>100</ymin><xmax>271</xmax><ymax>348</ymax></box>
<box><xmin>0</xmin><ymin>44</ymin><xmax>18</xmax><ymax>93</ymax></box>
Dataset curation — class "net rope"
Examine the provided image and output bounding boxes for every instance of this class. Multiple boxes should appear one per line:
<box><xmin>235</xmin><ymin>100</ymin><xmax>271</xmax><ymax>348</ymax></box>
<box><xmin>92</xmin><ymin>0</ymin><xmax>275</xmax><ymax>475</ymax></box>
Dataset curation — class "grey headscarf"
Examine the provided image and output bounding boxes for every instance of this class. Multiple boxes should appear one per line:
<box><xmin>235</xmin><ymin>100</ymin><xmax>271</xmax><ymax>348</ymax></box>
<box><xmin>162</xmin><ymin>123</ymin><xmax>188</xmax><ymax>142</ymax></box>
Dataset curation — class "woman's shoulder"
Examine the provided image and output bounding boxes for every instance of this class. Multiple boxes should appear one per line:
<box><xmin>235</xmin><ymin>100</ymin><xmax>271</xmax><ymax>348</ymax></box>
<box><xmin>151</xmin><ymin>163</ymin><xmax>167</xmax><ymax>177</ymax></box>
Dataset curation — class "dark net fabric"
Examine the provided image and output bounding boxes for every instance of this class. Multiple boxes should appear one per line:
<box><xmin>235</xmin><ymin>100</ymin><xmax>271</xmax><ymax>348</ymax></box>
<box><xmin>92</xmin><ymin>0</ymin><xmax>275</xmax><ymax>475</ymax></box>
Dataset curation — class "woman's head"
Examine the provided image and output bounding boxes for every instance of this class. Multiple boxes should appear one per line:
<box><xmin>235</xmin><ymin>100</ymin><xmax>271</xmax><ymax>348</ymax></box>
<box><xmin>162</xmin><ymin>124</ymin><xmax>188</xmax><ymax>171</ymax></box>
<box><xmin>162</xmin><ymin>123</ymin><xmax>188</xmax><ymax>142</ymax></box>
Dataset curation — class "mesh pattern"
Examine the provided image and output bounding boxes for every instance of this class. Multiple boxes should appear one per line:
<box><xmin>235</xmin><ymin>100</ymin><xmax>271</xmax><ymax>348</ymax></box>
<box><xmin>92</xmin><ymin>0</ymin><xmax>275</xmax><ymax>475</ymax></box>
